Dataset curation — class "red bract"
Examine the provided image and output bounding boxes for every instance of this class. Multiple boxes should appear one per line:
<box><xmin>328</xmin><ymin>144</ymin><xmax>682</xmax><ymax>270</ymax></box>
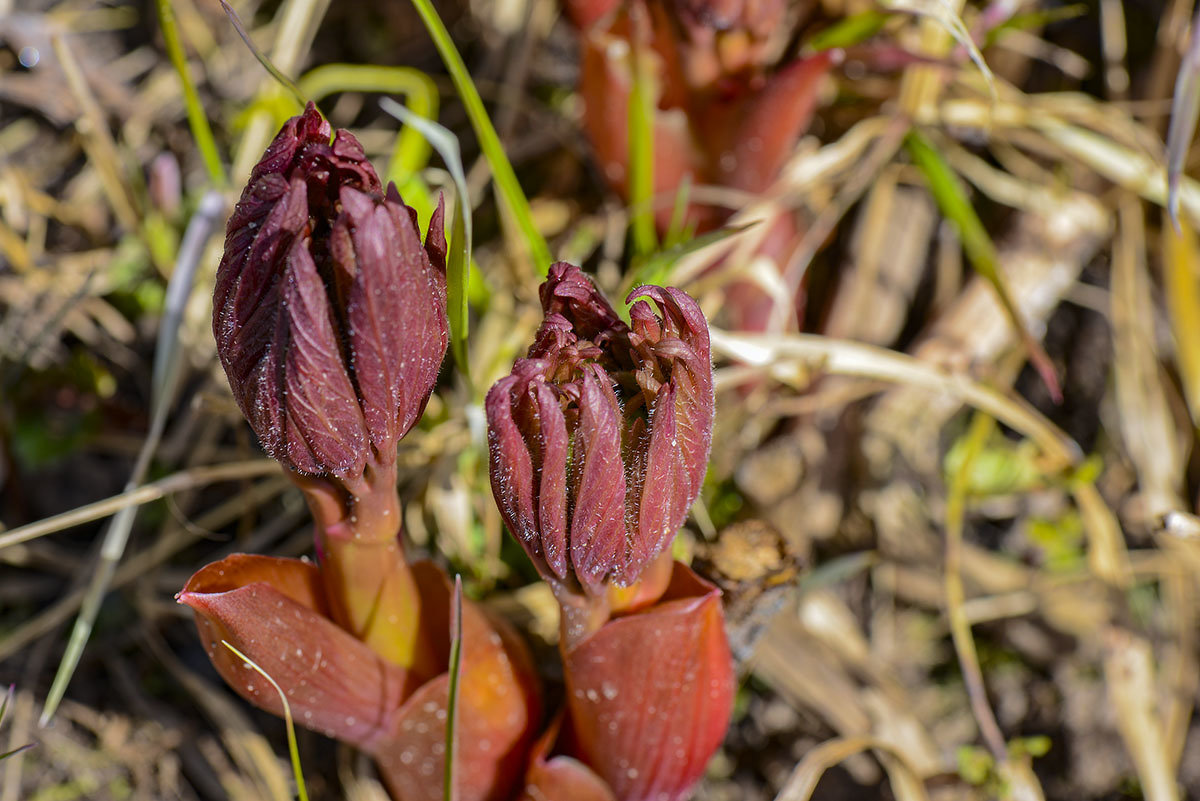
<box><xmin>213</xmin><ymin>102</ymin><xmax>447</xmax><ymax>477</ymax></box>
<box><xmin>179</xmin><ymin>555</ymin><xmax>540</xmax><ymax>801</ymax></box>
<box><xmin>485</xmin><ymin>264</ymin><xmax>714</xmax><ymax>595</ymax></box>
<box><xmin>560</xmin><ymin>563</ymin><xmax>734</xmax><ymax>801</ymax></box>
<box><xmin>520</xmin><ymin>715</ymin><xmax>617</xmax><ymax>801</ymax></box>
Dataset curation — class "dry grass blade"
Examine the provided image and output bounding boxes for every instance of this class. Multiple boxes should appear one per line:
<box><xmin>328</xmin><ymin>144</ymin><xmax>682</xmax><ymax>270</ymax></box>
<box><xmin>51</xmin><ymin>34</ymin><xmax>138</xmax><ymax>231</ymax></box>
<box><xmin>1103</xmin><ymin>628</ymin><xmax>1181</xmax><ymax>801</ymax></box>
<box><xmin>0</xmin><ymin>475</ymin><xmax>288</xmax><ymax>664</ymax></box>
<box><xmin>711</xmin><ymin>328</ymin><xmax>1077</xmax><ymax>464</ymax></box>
<box><xmin>883</xmin><ymin>0</ymin><xmax>994</xmax><ymax>98</ymax></box>
<box><xmin>0</xmin><ymin>460</ymin><xmax>278</xmax><ymax>551</ymax></box>
<box><xmin>1157</xmin><ymin>553</ymin><xmax>1198</xmax><ymax>774</ymax></box>
<box><xmin>774</xmin><ymin>735</ymin><xmax>930</xmax><ymax>801</ymax></box>
<box><xmin>934</xmin><ymin>94</ymin><xmax>1200</xmax><ymax>223</ymax></box>
<box><xmin>1111</xmin><ymin>197</ymin><xmax>1185</xmax><ymax>518</ymax></box>
<box><xmin>0</xmin><ymin>686</ymin><xmax>32</xmax><ymax>763</ymax></box>
<box><xmin>712</xmin><ymin>328</ymin><xmax>1131</xmax><ymax>586</ymax></box>
<box><xmin>774</xmin><ymin>121</ymin><xmax>907</xmax><ymax>332</ymax></box>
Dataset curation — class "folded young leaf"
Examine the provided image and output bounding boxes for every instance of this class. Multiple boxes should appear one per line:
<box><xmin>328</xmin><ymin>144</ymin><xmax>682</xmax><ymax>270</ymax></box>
<box><xmin>486</xmin><ymin>265</ymin><xmax>714</xmax><ymax>594</ymax></box>
<box><xmin>562</xmin><ymin>562</ymin><xmax>734</xmax><ymax>801</ymax></box>
<box><xmin>181</xmin><ymin>557</ymin><xmax>541</xmax><ymax>801</ymax></box>
<box><xmin>178</xmin><ymin>554</ymin><xmax>419</xmax><ymax>751</ymax></box>
<box><xmin>519</xmin><ymin>714</ymin><xmax>617</xmax><ymax>801</ymax></box>
<box><xmin>214</xmin><ymin>102</ymin><xmax>448</xmax><ymax>479</ymax></box>
<box><xmin>373</xmin><ymin>562</ymin><xmax>541</xmax><ymax>801</ymax></box>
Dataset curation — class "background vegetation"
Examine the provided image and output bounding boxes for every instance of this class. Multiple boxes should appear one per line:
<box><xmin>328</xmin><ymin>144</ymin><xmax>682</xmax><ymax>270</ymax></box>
<box><xmin>1</xmin><ymin>0</ymin><xmax>1199</xmax><ymax>799</ymax></box>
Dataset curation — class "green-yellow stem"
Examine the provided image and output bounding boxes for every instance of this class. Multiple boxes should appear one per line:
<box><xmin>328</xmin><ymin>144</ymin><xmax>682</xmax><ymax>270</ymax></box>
<box><xmin>552</xmin><ymin>579</ymin><xmax>610</xmax><ymax>654</ymax></box>
<box><xmin>291</xmin><ymin>465</ymin><xmax>439</xmax><ymax>682</ymax></box>
<box><xmin>554</xmin><ymin>552</ymin><xmax>676</xmax><ymax>653</ymax></box>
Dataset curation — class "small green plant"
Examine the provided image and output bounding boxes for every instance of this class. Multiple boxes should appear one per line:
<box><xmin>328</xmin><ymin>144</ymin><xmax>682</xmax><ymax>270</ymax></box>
<box><xmin>957</xmin><ymin>737</ymin><xmax>1052</xmax><ymax>795</ymax></box>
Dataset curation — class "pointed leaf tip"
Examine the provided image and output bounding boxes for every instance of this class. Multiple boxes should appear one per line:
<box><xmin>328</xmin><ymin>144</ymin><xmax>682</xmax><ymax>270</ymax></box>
<box><xmin>562</xmin><ymin>562</ymin><xmax>734</xmax><ymax>801</ymax></box>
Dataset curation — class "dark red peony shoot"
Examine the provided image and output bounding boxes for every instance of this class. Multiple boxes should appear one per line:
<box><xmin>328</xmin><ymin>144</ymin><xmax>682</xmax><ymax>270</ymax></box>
<box><xmin>214</xmin><ymin>101</ymin><xmax>447</xmax><ymax>480</ymax></box>
<box><xmin>184</xmin><ymin>104</ymin><xmax>542</xmax><ymax>801</ymax></box>
<box><xmin>210</xmin><ymin>102</ymin><xmax>453</xmax><ymax>675</ymax></box>
<box><xmin>486</xmin><ymin>263</ymin><xmax>714</xmax><ymax>637</ymax></box>
<box><xmin>487</xmin><ymin>265</ymin><xmax>733</xmax><ymax>801</ymax></box>
<box><xmin>192</xmin><ymin>101</ymin><xmax>734</xmax><ymax>801</ymax></box>
<box><xmin>564</xmin><ymin>0</ymin><xmax>835</xmax><ymax>330</ymax></box>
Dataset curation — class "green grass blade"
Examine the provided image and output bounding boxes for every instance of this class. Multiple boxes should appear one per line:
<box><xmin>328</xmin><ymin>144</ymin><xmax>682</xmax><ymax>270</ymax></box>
<box><xmin>447</xmin><ymin>193</ymin><xmax>471</xmax><ymax>378</ymax></box>
<box><xmin>0</xmin><ymin>744</ymin><xmax>35</xmax><ymax>762</ymax></box>
<box><xmin>628</xmin><ymin>38</ymin><xmax>657</xmax><ymax>259</ymax></box>
<box><xmin>406</xmin><ymin>0</ymin><xmax>552</xmax><ymax>275</ymax></box>
<box><xmin>662</xmin><ymin>174</ymin><xmax>694</xmax><ymax>249</ymax></box>
<box><xmin>0</xmin><ymin>684</ymin><xmax>11</xmax><ymax>727</ymax></box>
<box><xmin>156</xmin><ymin>0</ymin><xmax>226</xmax><ymax>186</ymax></box>
<box><xmin>982</xmin><ymin>4</ymin><xmax>1086</xmax><ymax>48</ymax></box>
<box><xmin>944</xmin><ymin>413</ymin><xmax>1011</xmax><ymax>762</ymax></box>
<box><xmin>380</xmin><ymin>98</ymin><xmax>472</xmax><ymax>380</ymax></box>
<box><xmin>219</xmin><ymin>0</ymin><xmax>307</xmax><ymax>106</ymax></box>
<box><xmin>443</xmin><ymin>576</ymin><xmax>464</xmax><ymax>801</ymax></box>
<box><xmin>905</xmin><ymin>130</ymin><xmax>1061</xmax><ymax>401</ymax></box>
<box><xmin>806</xmin><ymin>11</ymin><xmax>889</xmax><ymax>51</ymax></box>
<box><xmin>40</xmin><ymin>505</ymin><xmax>135</xmax><ymax>726</ymax></box>
<box><xmin>221</xmin><ymin>641</ymin><xmax>309</xmax><ymax>801</ymax></box>
<box><xmin>621</xmin><ymin>222</ymin><xmax>755</xmax><ymax>298</ymax></box>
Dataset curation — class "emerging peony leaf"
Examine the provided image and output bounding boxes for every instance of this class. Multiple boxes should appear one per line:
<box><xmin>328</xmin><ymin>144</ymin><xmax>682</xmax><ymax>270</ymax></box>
<box><xmin>213</xmin><ymin>102</ymin><xmax>447</xmax><ymax>478</ymax></box>
<box><xmin>485</xmin><ymin>264</ymin><xmax>713</xmax><ymax>595</ymax></box>
<box><xmin>565</xmin><ymin>0</ymin><xmax>834</xmax><ymax>329</ymax></box>
<box><xmin>178</xmin><ymin>554</ymin><xmax>420</xmax><ymax>750</ymax></box>
<box><xmin>487</xmin><ymin>266</ymin><xmax>710</xmax><ymax>597</ymax></box>
<box><xmin>179</xmin><ymin>556</ymin><xmax>540</xmax><ymax>801</ymax></box>
<box><xmin>561</xmin><ymin>562</ymin><xmax>734</xmax><ymax>801</ymax></box>
<box><xmin>519</xmin><ymin>714</ymin><xmax>618</xmax><ymax>801</ymax></box>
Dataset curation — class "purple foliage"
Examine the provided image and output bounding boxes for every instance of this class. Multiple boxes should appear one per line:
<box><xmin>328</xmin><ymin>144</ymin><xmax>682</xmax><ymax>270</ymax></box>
<box><xmin>213</xmin><ymin>103</ymin><xmax>448</xmax><ymax>477</ymax></box>
<box><xmin>486</xmin><ymin>263</ymin><xmax>714</xmax><ymax>593</ymax></box>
